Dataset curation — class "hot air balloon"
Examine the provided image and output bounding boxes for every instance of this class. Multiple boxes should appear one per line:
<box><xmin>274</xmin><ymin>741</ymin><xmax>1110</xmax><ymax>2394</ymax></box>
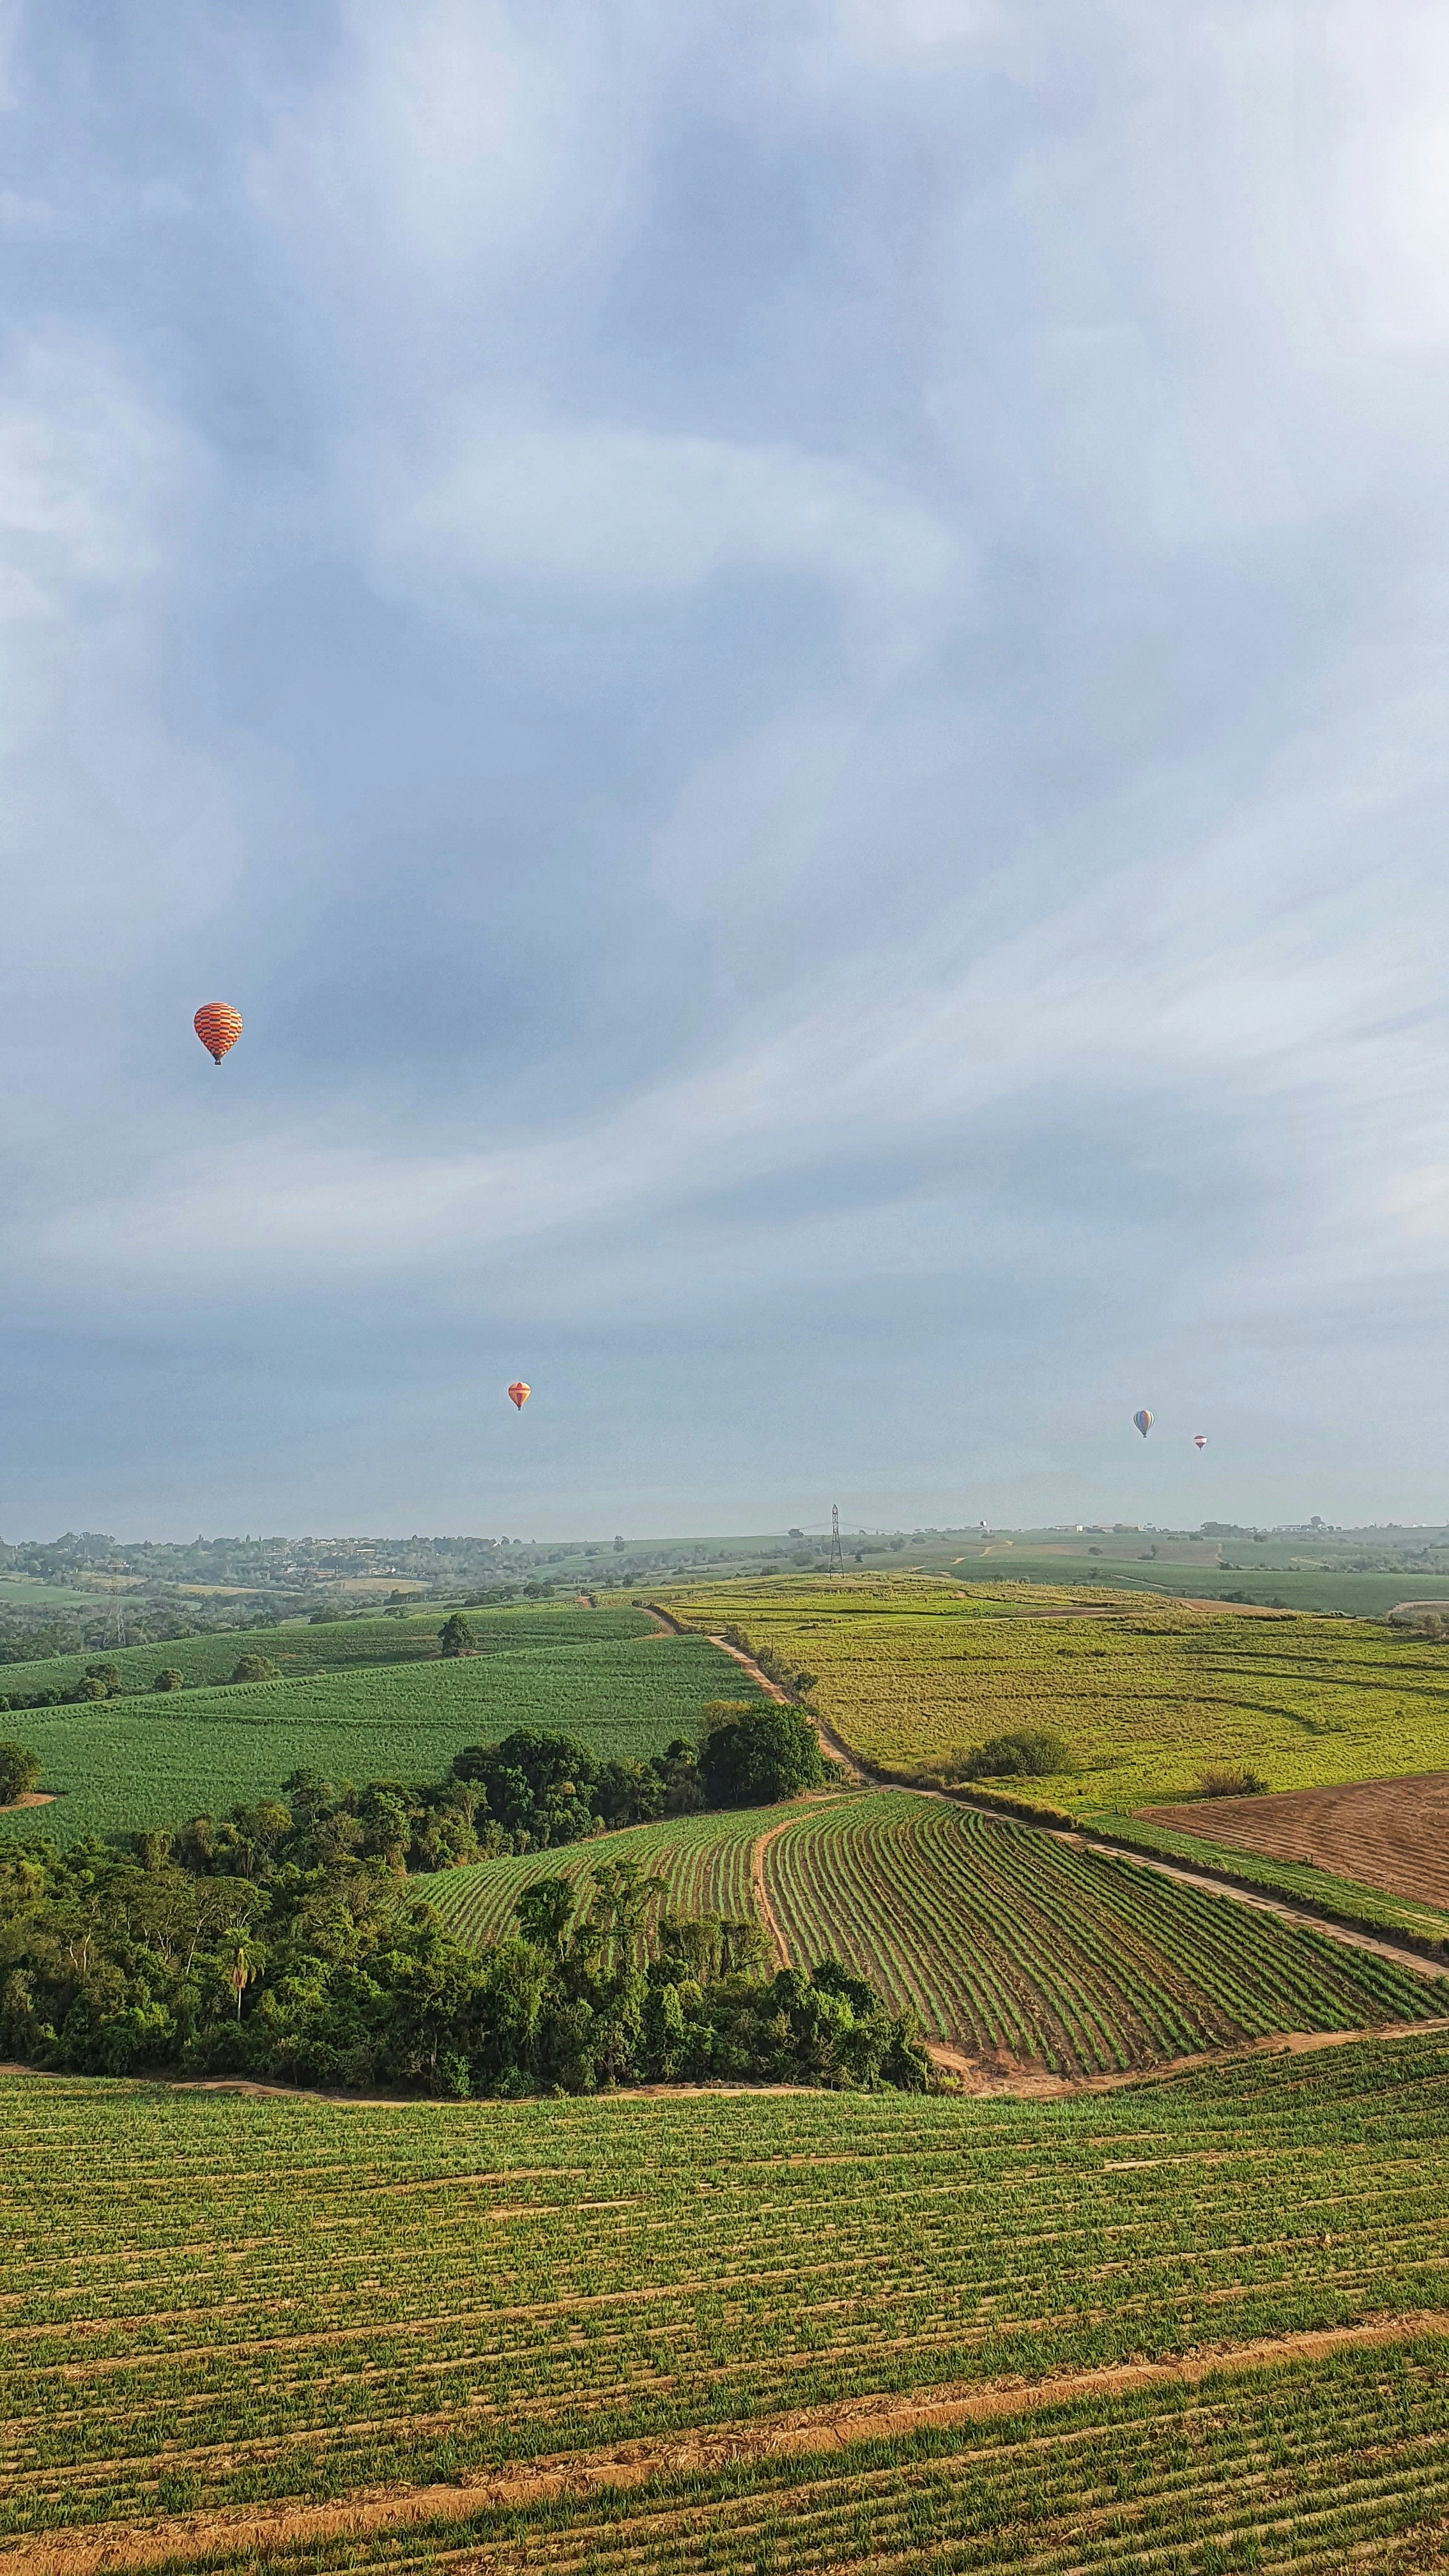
<box><xmin>1133</xmin><ymin>1409</ymin><xmax>1154</xmax><ymax>1439</ymax></box>
<box><xmin>1193</xmin><ymin>1434</ymin><xmax>1208</xmax><ymax>1452</ymax></box>
<box><xmin>507</xmin><ymin>1381</ymin><xmax>530</xmax><ymax>1411</ymax></box>
<box><xmin>194</xmin><ymin>1002</ymin><xmax>243</xmax><ymax>1066</ymax></box>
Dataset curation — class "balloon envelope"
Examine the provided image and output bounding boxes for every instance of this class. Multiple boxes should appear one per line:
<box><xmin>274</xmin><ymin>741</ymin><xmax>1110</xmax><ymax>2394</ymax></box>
<box><xmin>194</xmin><ymin>1002</ymin><xmax>243</xmax><ymax>1065</ymax></box>
<box><xmin>1193</xmin><ymin>1434</ymin><xmax>1208</xmax><ymax>1451</ymax></box>
<box><xmin>1133</xmin><ymin>1409</ymin><xmax>1154</xmax><ymax>1438</ymax></box>
<box><xmin>507</xmin><ymin>1381</ymin><xmax>530</xmax><ymax>1411</ymax></box>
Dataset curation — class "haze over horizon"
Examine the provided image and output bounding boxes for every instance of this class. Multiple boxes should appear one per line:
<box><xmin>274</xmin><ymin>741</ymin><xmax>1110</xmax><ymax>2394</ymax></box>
<box><xmin>4</xmin><ymin>3</ymin><xmax>1449</xmax><ymax>1540</ymax></box>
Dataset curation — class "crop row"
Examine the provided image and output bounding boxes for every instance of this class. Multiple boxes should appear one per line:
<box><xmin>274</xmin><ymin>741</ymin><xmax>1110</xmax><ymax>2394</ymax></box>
<box><xmin>108</xmin><ymin>2345</ymin><xmax>1449</xmax><ymax>2575</ymax></box>
<box><xmin>762</xmin><ymin>1795</ymin><xmax>1439</xmax><ymax>2073</ymax></box>
<box><xmin>655</xmin><ymin>1575</ymin><xmax>1449</xmax><ymax>1809</ymax></box>
<box><xmin>426</xmin><ymin>1801</ymin><xmax>774</xmax><ymax>1948</ymax></box>
<box><xmin>0</xmin><ymin>1632</ymin><xmax>751</xmax><ymax>1847</ymax></box>
<box><xmin>4</xmin><ymin>2035</ymin><xmax>1449</xmax><ymax>2536</ymax></box>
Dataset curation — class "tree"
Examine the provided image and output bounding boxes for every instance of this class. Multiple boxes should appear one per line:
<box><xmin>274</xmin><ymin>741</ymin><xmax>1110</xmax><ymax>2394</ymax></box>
<box><xmin>0</xmin><ymin>1743</ymin><xmax>40</xmax><ymax>1804</ymax></box>
<box><xmin>438</xmin><ymin>1614</ymin><xmax>471</xmax><ymax>1659</ymax></box>
<box><xmin>75</xmin><ymin>1676</ymin><xmax>109</xmax><ymax>1702</ymax></box>
<box><xmin>229</xmin><ymin>1653</ymin><xmax>277</xmax><ymax>1684</ymax></box>
<box><xmin>696</xmin><ymin>1701</ymin><xmax>825</xmax><ymax>1808</ymax></box>
<box><xmin>152</xmin><ymin>1669</ymin><xmax>184</xmax><ymax>1692</ymax></box>
<box><xmin>85</xmin><ymin>1663</ymin><xmax>121</xmax><ymax>1696</ymax></box>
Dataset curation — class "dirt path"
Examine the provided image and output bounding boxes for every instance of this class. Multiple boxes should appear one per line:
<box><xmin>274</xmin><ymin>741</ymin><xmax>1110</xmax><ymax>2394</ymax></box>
<box><xmin>8</xmin><ymin>2314</ymin><xmax>1449</xmax><ymax>2576</ymax></box>
<box><xmin>749</xmin><ymin>1816</ymin><xmax>799</xmax><ymax>1968</ymax></box>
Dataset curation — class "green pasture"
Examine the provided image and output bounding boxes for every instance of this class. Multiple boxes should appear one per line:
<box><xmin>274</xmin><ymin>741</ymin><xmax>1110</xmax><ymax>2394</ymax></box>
<box><xmin>657</xmin><ymin>1575</ymin><xmax>1449</xmax><ymax>1811</ymax></box>
<box><xmin>942</xmin><ymin>1549</ymin><xmax>1449</xmax><ymax>1616</ymax></box>
<box><xmin>0</xmin><ymin>1629</ymin><xmax>755</xmax><ymax>1846</ymax></box>
<box><xmin>5</xmin><ymin>2034</ymin><xmax>1449</xmax><ymax>2552</ymax></box>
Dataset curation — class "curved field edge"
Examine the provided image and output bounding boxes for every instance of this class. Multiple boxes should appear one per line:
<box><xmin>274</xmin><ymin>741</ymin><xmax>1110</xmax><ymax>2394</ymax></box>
<box><xmin>759</xmin><ymin>1793</ymin><xmax>1442</xmax><ymax>2074</ymax></box>
<box><xmin>425</xmin><ymin>1787</ymin><xmax>1441</xmax><ymax>2073</ymax></box>
<box><xmin>6</xmin><ymin>2035</ymin><xmax>1449</xmax><ymax>2544</ymax></box>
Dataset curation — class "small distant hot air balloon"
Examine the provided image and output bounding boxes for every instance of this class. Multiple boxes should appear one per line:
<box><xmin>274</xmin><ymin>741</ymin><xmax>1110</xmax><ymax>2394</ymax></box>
<box><xmin>194</xmin><ymin>1002</ymin><xmax>243</xmax><ymax>1066</ymax></box>
<box><xmin>1133</xmin><ymin>1409</ymin><xmax>1154</xmax><ymax>1439</ymax></box>
<box><xmin>507</xmin><ymin>1381</ymin><xmax>530</xmax><ymax>1411</ymax></box>
<box><xmin>1193</xmin><ymin>1434</ymin><xmax>1208</xmax><ymax>1452</ymax></box>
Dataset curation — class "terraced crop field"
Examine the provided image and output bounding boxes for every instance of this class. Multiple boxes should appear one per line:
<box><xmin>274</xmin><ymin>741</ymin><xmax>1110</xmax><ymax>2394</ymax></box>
<box><xmin>425</xmin><ymin>1801</ymin><xmax>774</xmax><ymax>1947</ymax></box>
<box><xmin>655</xmin><ymin>1575</ymin><xmax>1449</xmax><ymax>1810</ymax></box>
<box><xmin>0</xmin><ymin>1628</ymin><xmax>756</xmax><ymax>1847</ymax></box>
<box><xmin>761</xmin><ymin>1793</ymin><xmax>1441</xmax><ymax>2073</ymax></box>
<box><xmin>5</xmin><ymin>2037</ymin><xmax>1449</xmax><ymax>2566</ymax></box>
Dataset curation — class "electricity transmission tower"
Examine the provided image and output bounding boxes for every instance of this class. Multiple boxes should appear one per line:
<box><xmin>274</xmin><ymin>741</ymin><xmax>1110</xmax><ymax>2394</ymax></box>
<box><xmin>827</xmin><ymin>1506</ymin><xmax>845</xmax><ymax>1575</ymax></box>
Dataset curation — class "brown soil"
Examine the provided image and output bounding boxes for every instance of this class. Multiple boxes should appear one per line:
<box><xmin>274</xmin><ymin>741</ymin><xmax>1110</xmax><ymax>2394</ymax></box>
<box><xmin>8</xmin><ymin>2316</ymin><xmax>1448</xmax><ymax>2576</ymax></box>
<box><xmin>1140</xmin><ymin>1772</ymin><xmax>1449</xmax><ymax>1915</ymax></box>
<box><xmin>0</xmin><ymin>1792</ymin><xmax>54</xmax><ymax>1809</ymax></box>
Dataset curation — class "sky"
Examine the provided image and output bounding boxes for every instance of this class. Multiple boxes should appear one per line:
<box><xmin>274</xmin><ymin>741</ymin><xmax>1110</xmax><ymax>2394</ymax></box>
<box><xmin>3</xmin><ymin>0</ymin><xmax>1449</xmax><ymax>1542</ymax></box>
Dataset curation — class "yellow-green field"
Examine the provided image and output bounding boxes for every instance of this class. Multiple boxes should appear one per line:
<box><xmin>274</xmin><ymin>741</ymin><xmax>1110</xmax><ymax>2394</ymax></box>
<box><xmin>652</xmin><ymin>1577</ymin><xmax>1449</xmax><ymax>1812</ymax></box>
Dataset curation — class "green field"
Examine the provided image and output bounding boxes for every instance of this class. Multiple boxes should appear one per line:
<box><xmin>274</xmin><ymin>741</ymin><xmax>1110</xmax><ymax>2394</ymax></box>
<box><xmin>6</xmin><ymin>2036</ymin><xmax>1449</xmax><ymax>2563</ymax></box>
<box><xmin>656</xmin><ymin>1576</ymin><xmax>1449</xmax><ymax>1809</ymax></box>
<box><xmin>425</xmin><ymin>1800</ymin><xmax>771</xmax><ymax>1949</ymax></box>
<box><xmin>0</xmin><ymin>1623</ymin><xmax>757</xmax><ymax>1847</ymax></box>
<box><xmin>430</xmin><ymin>1788</ymin><xmax>1440</xmax><ymax>2073</ymax></box>
<box><xmin>0</xmin><ymin>1601</ymin><xmax>650</xmax><ymax>1699</ymax></box>
<box><xmin>935</xmin><ymin>1547</ymin><xmax>1449</xmax><ymax>1618</ymax></box>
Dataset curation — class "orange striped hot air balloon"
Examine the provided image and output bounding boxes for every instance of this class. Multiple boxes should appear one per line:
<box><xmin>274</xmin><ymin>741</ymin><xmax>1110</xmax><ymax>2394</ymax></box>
<box><xmin>507</xmin><ymin>1381</ymin><xmax>530</xmax><ymax>1411</ymax></box>
<box><xmin>194</xmin><ymin>1002</ymin><xmax>243</xmax><ymax>1066</ymax></box>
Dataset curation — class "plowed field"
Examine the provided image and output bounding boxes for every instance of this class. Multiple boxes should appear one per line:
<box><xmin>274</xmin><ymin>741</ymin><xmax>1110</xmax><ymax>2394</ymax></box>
<box><xmin>1140</xmin><ymin>1772</ymin><xmax>1449</xmax><ymax>1915</ymax></box>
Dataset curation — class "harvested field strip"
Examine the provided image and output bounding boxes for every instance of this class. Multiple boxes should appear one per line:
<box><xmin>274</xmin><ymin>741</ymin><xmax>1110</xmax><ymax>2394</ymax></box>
<box><xmin>762</xmin><ymin>1796</ymin><xmax>1441</xmax><ymax>2074</ymax></box>
<box><xmin>8</xmin><ymin>2342</ymin><xmax>1449</xmax><ymax>2574</ymax></box>
<box><xmin>424</xmin><ymin>1805</ymin><xmax>790</xmax><ymax>1951</ymax></box>
<box><xmin>8</xmin><ymin>2041</ymin><xmax>1449</xmax><ymax>2536</ymax></box>
<box><xmin>1140</xmin><ymin>1772</ymin><xmax>1449</xmax><ymax>1918</ymax></box>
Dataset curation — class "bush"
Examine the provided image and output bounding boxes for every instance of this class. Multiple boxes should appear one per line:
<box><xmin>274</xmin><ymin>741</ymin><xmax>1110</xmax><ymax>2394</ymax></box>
<box><xmin>85</xmin><ymin>1663</ymin><xmax>121</xmax><ymax>1696</ymax></box>
<box><xmin>0</xmin><ymin>1742</ymin><xmax>40</xmax><ymax>1805</ymax></box>
<box><xmin>697</xmin><ymin>1701</ymin><xmax>825</xmax><ymax>1807</ymax></box>
<box><xmin>152</xmin><ymin>1669</ymin><xmax>185</xmax><ymax>1692</ymax></box>
<box><xmin>229</xmin><ymin>1654</ymin><xmax>278</xmax><ymax>1684</ymax></box>
<box><xmin>961</xmin><ymin>1729</ymin><xmax>1072</xmax><ymax>1780</ymax></box>
<box><xmin>1198</xmin><ymin>1766</ymin><xmax>1269</xmax><ymax>1797</ymax></box>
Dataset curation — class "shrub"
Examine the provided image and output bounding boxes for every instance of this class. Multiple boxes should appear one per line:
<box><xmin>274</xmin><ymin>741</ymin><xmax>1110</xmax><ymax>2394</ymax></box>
<box><xmin>75</xmin><ymin>1676</ymin><xmax>109</xmax><ymax>1702</ymax></box>
<box><xmin>1199</xmin><ymin>1765</ymin><xmax>1269</xmax><ymax>1797</ymax></box>
<box><xmin>229</xmin><ymin>1654</ymin><xmax>278</xmax><ymax>1684</ymax></box>
<box><xmin>85</xmin><ymin>1663</ymin><xmax>121</xmax><ymax>1696</ymax></box>
<box><xmin>0</xmin><ymin>1742</ymin><xmax>40</xmax><ymax>1805</ymax></box>
<box><xmin>152</xmin><ymin>1669</ymin><xmax>185</xmax><ymax>1692</ymax></box>
<box><xmin>961</xmin><ymin>1729</ymin><xmax>1071</xmax><ymax>1779</ymax></box>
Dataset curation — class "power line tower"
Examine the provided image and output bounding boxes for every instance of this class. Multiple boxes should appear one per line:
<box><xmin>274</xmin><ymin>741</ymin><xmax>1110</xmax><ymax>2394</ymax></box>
<box><xmin>827</xmin><ymin>1505</ymin><xmax>845</xmax><ymax>1576</ymax></box>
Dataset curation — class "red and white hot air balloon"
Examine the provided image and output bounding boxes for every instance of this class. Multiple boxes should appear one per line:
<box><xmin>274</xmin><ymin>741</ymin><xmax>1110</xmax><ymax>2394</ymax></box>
<box><xmin>507</xmin><ymin>1381</ymin><xmax>531</xmax><ymax>1411</ymax></box>
<box><xmin>194</xmin><ymin>1002</ymin><xmax>243</xmax><ymax>1066</ymax></box>
<box><xmin>1193</xmin><ymin>1434</ymin><xmax>1208</xmax><ymax>1451</ymax></box>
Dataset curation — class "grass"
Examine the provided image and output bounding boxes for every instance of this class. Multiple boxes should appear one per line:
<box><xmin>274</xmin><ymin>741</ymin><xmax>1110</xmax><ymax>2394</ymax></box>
<box><xmin>5</xmin><ymin>2034</ymin><xmax>1449</xmax><ymax>2549</ymax></box>
<box><xmin>655</xmin><ymin>1575</ymin><xmax>1449</xmax><ymax>1808</ymax></box>
<box><xmin>0</xmin><ymin>1628</ymin><xmax>758</xmax><ymax>1847</ymax></box>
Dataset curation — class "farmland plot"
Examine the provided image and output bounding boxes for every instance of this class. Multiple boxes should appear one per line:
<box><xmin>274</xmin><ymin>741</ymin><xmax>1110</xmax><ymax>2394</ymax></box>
<box><xmin>763</xmin><ymin>1793</ymin><xmax>1441</xmax><ymax>2073</ymax></box>
<box><xmin>657</xmin><ymin>1574</ymin><xmax>1449</xmax><ymax>1808</ymax></box>
<box><xmin>4</xmin><ymin>2035</ymin><xmax>1449</xmax><ymax>2552</ymax></box>
<box><xmin>426</xmin><ymin>1800</ymin><xmax>781</xmax><ymax>1948</ymax></box>
<box><xmin>0</xmin><ymin>1631</ymin><xmax>756</xmax><ymax>1846</ymax></box>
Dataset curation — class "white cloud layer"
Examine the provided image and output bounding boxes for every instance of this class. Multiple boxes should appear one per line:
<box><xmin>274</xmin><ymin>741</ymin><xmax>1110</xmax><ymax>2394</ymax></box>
<box><xmin>2</xmin><ymin>0</ymin><xmax>1449</xmax><ymax>1534</ymax></box>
